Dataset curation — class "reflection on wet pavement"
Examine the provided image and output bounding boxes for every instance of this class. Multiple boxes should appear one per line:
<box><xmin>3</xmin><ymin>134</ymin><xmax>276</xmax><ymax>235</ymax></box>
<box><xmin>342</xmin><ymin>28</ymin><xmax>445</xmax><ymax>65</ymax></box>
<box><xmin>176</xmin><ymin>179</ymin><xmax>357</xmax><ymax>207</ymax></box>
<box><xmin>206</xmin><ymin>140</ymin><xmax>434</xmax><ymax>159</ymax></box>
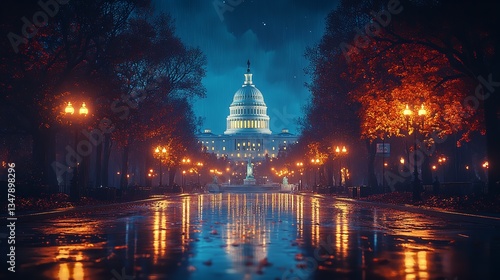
<box><xmin>8</xmin><ymin>193</ymin><xmax>500</xmax><ymax>279</ymax></box>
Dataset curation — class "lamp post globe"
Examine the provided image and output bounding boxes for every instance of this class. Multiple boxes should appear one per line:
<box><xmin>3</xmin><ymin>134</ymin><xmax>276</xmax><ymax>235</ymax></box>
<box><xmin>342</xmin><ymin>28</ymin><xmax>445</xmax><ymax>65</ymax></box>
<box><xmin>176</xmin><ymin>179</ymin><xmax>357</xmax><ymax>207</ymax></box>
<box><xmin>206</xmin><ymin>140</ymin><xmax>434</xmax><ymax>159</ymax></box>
<box><xmin>64</xmin><ymin>101</ymin><xmax>89</xmax><ymax>201</ymax></box>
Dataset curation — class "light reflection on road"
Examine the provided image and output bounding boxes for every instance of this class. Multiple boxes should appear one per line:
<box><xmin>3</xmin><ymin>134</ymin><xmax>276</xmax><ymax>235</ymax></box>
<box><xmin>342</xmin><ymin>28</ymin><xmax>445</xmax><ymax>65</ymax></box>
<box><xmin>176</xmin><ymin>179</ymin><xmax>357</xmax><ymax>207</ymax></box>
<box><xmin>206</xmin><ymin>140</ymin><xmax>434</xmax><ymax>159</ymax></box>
<box><xmin>9</xmin><ymin>193</ymin><xmax>500</xmax><ymax>279</ymax></box>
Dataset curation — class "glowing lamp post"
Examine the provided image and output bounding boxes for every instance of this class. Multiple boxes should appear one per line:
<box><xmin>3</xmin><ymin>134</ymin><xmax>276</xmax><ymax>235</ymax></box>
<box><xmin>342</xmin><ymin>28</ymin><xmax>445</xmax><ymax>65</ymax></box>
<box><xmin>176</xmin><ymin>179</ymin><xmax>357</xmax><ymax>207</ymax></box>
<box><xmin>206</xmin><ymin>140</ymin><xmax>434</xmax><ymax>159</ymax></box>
<box><xmin>403</xmin><ymin>103</ymin><xmax>427</xmax><ymax>201</ymax></box>
<box><xmin>310</xmin><ymin>158</ymin><xmax>320</xmax><ymax>188</ymax></box>
<box><xmin>438</xmin><ymin>156</ymin><xmax>447</xmax><ymax>182</ymax></box>
<box><xmin>154</xmin><ymin>146</ymin><xmax>168</xmax><ymax>187</ymax></box>
<box><xmin>64</xmin><ymin>101</ymin><xmax>89</xmax><ymax>200</ymax></box>
<box><xmin>335</xmin><ymin>145</ymin><xmax>348</xmax><ymax>191</ymax></box>
<box><xmin>483</xmin><ymin>161</ymin><xmax>489</xmax><ymax>184</ymax></box>
<box><xmin>181</xmin><ymin>158</ymin><xmax>191</xmax><ymax>192</ymax></box>
<box><xmin>296</xmin><ymin>162</ymin><xmax>304</xmax><ymax>191</ymax></box>
<box><xmin>197</xmin><ymin>162</ymin><xmax>204</xmax><ymax>185</ymax></box>
<box><xmin>182</xmin><ymin>170</ymin><xmax>186</xmax><ymax>190</ymax></box>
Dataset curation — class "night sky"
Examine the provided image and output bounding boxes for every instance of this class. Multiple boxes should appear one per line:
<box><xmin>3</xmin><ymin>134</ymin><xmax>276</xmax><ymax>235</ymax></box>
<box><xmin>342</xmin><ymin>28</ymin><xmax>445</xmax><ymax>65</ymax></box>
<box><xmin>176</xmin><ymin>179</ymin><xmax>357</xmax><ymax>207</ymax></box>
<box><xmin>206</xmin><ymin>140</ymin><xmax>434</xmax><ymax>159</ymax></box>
<box><xmin>154</xmin><ymin>0</ymin><xmax>339</xmax><ymax>134</ymax></box>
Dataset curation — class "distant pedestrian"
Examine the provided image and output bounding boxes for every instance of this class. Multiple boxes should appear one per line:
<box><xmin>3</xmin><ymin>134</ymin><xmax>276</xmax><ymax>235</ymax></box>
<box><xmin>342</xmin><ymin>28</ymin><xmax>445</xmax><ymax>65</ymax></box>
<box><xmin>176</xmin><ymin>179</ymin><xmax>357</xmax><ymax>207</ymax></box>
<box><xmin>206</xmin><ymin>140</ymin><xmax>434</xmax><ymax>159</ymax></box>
<box><xmin>432</xmin><ymin>176</ymin><xmax>440</xmax><ymax>195</ymax></box>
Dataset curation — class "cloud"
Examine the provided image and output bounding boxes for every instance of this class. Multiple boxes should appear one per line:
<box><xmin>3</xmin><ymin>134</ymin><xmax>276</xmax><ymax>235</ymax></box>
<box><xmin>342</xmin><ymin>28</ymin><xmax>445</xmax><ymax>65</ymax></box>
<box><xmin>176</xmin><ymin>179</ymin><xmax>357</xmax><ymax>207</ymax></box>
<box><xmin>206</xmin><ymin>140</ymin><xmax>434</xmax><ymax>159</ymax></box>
<box><xmin>153</xmin><ymin>0</ymin><xmax>339</xmax><ymax>134</ymax></box>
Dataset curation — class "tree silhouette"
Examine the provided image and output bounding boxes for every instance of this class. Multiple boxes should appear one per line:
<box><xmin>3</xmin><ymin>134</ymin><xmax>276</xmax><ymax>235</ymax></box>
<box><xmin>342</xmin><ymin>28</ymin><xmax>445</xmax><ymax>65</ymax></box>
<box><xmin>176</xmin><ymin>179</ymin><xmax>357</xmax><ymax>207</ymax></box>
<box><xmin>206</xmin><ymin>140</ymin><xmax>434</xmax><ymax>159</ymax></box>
<box><xmin>304</xmin><ymin>0</ymin><xmax>497</xmax><ymax>191</ymax></box>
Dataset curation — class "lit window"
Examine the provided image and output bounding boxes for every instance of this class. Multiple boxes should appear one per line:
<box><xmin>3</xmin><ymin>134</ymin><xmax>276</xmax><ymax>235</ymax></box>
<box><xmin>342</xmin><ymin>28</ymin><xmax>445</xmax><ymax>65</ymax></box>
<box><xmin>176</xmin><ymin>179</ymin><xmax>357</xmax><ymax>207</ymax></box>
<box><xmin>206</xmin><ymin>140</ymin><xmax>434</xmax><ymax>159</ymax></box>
<box><xmin>237</xmin><ymin>153</ymin><xmax>241</xmax><ymax>157</ymax></box>
<box><xmin>272</xmin><ymin>147</ymin><xmax>275</xmax><ymax>151</ymax></box>
<box><xmin>272</xmin><ymin>154</ymin><xmax>275</xmax><ymax>158</ymax></box>
<box><xmin>222</xmin><ymin>147</ymin><xmax>226</xmax><ymax>151</ymax></box>
<box><xmin>212</xmin><ymin>147</ymin><xmax>214</xmax><ymax>150</ymax></box>
<box><xmin>212</xmin><ymin>141</ymin><xmax>215</xmax><ymax>143</ymax></box>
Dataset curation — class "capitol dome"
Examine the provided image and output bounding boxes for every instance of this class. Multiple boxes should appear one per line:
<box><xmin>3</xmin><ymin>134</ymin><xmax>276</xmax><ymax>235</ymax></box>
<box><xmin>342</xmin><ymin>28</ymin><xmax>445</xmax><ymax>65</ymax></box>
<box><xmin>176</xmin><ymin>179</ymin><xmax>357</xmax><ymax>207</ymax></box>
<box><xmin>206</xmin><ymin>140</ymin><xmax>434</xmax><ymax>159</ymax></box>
<box><xmin>224</xmin><ymin>61</ymin><xmax>272</xmax><ymax>135</ymax></box>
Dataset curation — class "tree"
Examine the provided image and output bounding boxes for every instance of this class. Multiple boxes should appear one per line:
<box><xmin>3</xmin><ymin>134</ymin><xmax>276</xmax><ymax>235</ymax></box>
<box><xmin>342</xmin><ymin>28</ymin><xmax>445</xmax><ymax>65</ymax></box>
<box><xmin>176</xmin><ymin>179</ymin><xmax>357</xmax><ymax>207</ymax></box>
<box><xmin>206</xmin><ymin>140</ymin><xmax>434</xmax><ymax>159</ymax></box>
<box><xmin>107</xmin><ymin>13</ymin><xmax>206</xmax><ymax>189</ymax></box>
<box><xmin>0</xmin><ymin>1</ymin><xmax>208</xmax><ymax>194</ymax></box>
<box><xmin>0</xmin><ymin>0</ymin><xmax>153</xmax><ymax>190</ymax></box>
<box><xmin>304</xmin><ymin>0</ymin><xmax>497</xmax><ymax>191</ymax></box>
<box><xmin>351</xmin><ymin>0</ymin><xmax>498</xmax><ymax>191</ymax></box>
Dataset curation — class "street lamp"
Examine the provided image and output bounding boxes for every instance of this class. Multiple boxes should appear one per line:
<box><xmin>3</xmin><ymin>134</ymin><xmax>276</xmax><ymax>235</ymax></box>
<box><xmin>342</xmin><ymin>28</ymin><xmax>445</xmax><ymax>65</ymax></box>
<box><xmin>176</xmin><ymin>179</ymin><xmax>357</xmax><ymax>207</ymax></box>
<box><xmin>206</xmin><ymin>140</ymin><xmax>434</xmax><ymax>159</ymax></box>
<box><xmin>438</xmin><ymin>155</ymin><xmax>447</xmax><ymax>182</ymax></box>
<box><xmin>64</xmin><ymin>101</ymin><xmax>89</xmax><ymax>200</ymax></box>
<box><xmin>181</xmin><ymin>158</ymin><xmax>191</xmax><ymax>192</ymax></box>
<box><xmin>182</xmin><ymin>170</ymin><xmax>186</xmax><ymax>190</ymax></box>
<box><xmin>335</xmin><ymin>145</ymin><xmax>348</xmax><ymax>191</ymax></box>
<box><xmin>310</xmin><ymin>158</ymin><xmax>320</xmax><ymax>188</ymax></box>
<box><xmin>403</xmin><ymin>103</ymin><xmax>427</xmax><ymax>201</ymax></box>
<box><xmin>197</xmin><ymin>162</ymin><xmax>204</xmax><ymax>186</ymax></box>
<box><xmin>154</xmin><ymin>146</ymin><xmax>168</xmax><ymax>187</ymax></box>
<box><xmin>296</xmin><ymin>162</ymin><xmax>303</xmax><ymax>191</ymax></box>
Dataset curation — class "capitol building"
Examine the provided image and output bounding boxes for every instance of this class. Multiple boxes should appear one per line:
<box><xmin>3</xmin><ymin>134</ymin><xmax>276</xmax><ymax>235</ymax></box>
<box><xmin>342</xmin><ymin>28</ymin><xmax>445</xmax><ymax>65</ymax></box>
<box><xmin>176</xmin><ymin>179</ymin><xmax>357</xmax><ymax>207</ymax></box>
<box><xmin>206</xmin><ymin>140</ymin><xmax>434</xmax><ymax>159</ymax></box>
<box><xmin>197</xmin><ymin>61</ymin><xmax>298</xmax><ymax>161</ymax></box>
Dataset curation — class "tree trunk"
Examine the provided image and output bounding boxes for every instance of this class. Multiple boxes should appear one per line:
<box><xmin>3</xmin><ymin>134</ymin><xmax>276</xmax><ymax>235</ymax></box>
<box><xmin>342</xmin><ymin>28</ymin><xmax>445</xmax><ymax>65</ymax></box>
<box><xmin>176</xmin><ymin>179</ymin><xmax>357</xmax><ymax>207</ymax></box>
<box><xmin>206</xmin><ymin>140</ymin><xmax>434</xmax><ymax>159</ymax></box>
<box><xmin>326</xmin><ymin>158</ymin><xmax>334</xmax><ymax>186</ymax></box>
<box><xmin>120</xmin><ymin>145</ymin><xmax>129</xmax><ymax>189</ymax></box>
<box><xmin>102</xmin><ymin>133</ymin><xmax>112</xmax><ymax>187</ymax></box>
<box><xmin>32</xmin><ymin>127</ymin><xmax>57</xmax><ymax>193</ymax></box>
<box><xmin>94</xmin><ymin>140</ymin><xmax>102</xmax><ymax>188</ymax></box>
<box><xmin>46</xmin><ymin>128</ymin><xmax>58</xmax><ymax>191</ymax></box>
<box><xmin>485</xmin><ymin>89</ymin><xmax>500</xmax><ymax>194</ymax></box>
<box><xmin>421</xmin><ymin>155</ymin><xmax>432</xmax><ymax>185</ymax></box>
<box><xmin>366</xmin><ymin>139</ymin><xmax>379</xmax><ymax>190</ymax></box>
<box><xmin>169</xmin><ymin>166</ymin><xmax>177</xmax><ymax>187</ymax></box>
<box><xmin>318</xmin><ymin>165</ymin><xmax>325</xmax><ymax>185</ymax></box>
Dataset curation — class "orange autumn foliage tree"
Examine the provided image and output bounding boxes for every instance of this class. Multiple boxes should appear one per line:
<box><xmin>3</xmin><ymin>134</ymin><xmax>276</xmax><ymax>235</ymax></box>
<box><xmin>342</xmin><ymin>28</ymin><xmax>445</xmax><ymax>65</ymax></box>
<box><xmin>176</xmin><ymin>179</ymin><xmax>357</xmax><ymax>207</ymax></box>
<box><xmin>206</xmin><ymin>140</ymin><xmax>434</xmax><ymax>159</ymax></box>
<box><xmin>347</xmin><ymin>41</ymin><xmax>483</xmax><ymax>145</ymax></box>
<box><xmin>303</xmin><ymin>0</ymin><xmax>491</xmax><ymax>188</ymax></box>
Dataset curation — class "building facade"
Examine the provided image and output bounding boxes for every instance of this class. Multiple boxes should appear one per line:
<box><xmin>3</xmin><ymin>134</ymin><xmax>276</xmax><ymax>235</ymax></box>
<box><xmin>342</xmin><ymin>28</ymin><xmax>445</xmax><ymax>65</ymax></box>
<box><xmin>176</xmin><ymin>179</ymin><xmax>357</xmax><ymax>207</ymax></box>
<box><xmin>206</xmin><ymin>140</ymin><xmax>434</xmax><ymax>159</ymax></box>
<box><xmin>197</xmin><ymin>61</ymin><xmax>298</xmax><ymax>161</ymax></box>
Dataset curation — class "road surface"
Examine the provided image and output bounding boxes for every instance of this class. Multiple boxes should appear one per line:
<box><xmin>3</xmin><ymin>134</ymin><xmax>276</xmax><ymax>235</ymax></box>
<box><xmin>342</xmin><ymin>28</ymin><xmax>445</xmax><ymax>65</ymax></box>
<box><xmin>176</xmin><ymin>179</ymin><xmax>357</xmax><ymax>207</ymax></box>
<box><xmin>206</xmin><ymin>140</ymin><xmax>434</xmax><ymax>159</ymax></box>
<box><xmin>4</xmin><ymin>193</ymin><xmax>500</xmax><ymax>279</ymax></box>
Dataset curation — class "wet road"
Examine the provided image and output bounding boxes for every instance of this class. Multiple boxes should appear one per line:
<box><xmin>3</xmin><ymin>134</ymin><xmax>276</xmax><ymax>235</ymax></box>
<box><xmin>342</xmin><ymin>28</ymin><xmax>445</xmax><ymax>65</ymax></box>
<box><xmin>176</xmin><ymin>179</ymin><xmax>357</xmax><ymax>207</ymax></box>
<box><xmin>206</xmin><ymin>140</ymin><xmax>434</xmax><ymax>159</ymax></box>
<box><xmin>5</xmin><ymin>193</ymin><xmax>500</xmax><ymax>279</ymax></box>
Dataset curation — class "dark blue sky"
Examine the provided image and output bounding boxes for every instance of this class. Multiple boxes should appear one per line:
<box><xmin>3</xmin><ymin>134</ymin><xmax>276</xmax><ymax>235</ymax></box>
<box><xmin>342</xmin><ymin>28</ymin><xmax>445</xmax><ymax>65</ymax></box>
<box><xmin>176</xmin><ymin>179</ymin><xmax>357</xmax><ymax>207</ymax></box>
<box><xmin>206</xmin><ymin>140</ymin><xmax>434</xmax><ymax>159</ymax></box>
<box><xmin>154</xmin><ymin>0</ymin><xmax>339</xmax><ymax>134</ymax></box>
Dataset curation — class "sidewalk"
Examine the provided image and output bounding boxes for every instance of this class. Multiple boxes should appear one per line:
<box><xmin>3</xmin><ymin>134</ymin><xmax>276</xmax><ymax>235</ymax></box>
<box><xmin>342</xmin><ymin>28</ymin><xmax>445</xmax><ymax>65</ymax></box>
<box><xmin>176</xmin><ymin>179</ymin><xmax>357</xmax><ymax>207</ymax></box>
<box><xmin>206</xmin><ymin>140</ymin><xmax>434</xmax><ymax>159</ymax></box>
<box><xmin>6</xmin><ymin>193</ymin><xmax>190</xmax><ymax>219</ymax></box>
<box><xmin>296</xmin><ymin>191</ymin><xmax>500</xmax><ymax>224</ymax></box>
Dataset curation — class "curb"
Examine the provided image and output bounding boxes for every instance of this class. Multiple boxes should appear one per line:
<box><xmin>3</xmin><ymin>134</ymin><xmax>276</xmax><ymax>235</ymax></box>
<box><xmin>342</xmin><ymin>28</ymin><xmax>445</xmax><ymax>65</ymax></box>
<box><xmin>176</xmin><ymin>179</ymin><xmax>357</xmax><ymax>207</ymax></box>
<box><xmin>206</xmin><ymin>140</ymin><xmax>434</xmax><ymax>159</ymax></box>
<box><xmin>334</xmin><ymin>196</ymin><xmax>500</xmax><ymax>224</ymax></box>
<box><xmin>11</xmin><ymin>193</ymin><xmax>191</xmax><ymax>219</ymax></box>
<box><xmin>294</xmin><ymin>192</ymin><xmax>500</xmax><ymax>224</ymax></box>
